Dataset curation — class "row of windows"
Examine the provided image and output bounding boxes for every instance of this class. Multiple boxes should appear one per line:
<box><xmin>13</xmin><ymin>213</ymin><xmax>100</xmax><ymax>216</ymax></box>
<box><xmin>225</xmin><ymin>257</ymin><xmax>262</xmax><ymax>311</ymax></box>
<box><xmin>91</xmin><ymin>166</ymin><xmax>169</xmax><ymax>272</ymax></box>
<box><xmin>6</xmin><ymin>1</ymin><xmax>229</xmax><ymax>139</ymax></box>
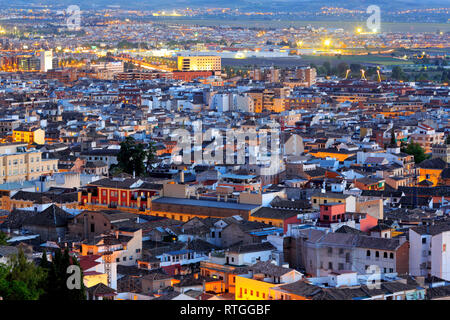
<box><xmin>366</xmin><ymin>250</ymin><xmax>394</xmax><ymax>259</ymax></box>
<box><xmin>240</xmin><ymin>288</ymin><xmax>266</xmax><ymax>299</ymax></box>
<box><xmin>1</xmin><ymin>165</ymin><xmax>54</xmax><ymax>176</ymax></box>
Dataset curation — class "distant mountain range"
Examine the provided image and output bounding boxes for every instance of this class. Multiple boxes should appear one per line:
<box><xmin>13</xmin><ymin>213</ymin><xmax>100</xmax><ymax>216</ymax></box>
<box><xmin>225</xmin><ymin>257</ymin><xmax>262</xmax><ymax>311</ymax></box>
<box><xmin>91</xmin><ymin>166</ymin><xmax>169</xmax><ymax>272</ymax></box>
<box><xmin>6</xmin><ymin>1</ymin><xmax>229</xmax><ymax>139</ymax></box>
<box><xmin>14</xmin><ymin>0</ymin><xmax>450</xmax><ymax>11</ymax></box>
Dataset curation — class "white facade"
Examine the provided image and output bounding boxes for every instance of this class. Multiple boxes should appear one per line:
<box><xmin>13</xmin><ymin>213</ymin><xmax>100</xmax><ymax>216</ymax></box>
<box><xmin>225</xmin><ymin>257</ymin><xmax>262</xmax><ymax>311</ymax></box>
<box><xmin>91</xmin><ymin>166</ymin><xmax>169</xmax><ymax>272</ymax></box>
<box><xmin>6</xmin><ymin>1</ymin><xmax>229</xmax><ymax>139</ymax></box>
<box><xmin>40</xmin><ymin>50</ymin><xmax>53</xmax><ymax>72</ymax></box>
<box><xmin>409</xmin><ymin>228</ymin><xmax>450</xmax><ymax>280</ymax></box>
<box><xmin>226</xmin><ymin>249</ymin><xmax>273</xmax><ymax>266</ymax></box>
<box><xmin>431</xmin><ymin>231</ymin><xmax>450</xmax><ymax>281</ymax></box>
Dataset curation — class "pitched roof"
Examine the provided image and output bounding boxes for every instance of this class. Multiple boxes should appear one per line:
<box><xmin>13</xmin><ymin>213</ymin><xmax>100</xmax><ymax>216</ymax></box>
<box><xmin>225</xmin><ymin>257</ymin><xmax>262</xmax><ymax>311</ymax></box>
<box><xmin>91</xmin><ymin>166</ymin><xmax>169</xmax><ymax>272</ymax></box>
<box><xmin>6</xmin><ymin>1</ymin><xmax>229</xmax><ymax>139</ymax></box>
<box><xmin>275</xmin><ymin>280</ymin><xmax>322</xmax><ymax>298</ymax></box>
<box><xmin>249</xmin><ymin>261</ymin><xmax>295</xmax><ymax>277</ymax></box>
<box><xmin>418</xmin><ymin>158</ymin><xmax>447</xmax><ymax>170</ymax></box>
<box><xmin>87</xmin><ymin>283</ymin><xmax>117</xmax><ymax>297</ymax></box>
<box><xmin>228</xmin><ymin>242</ymin><xmax>275</xmax><ymax>254</ymax></box>
<box><xmin>411</xmin><ymin>220</ymin><xmax>450</xmax><ymax>236</ymax></box>
<box><xmin>251</xmin><ymin>207</ymin><xmax>298</xmax><ymax>220</ymax></box>
<box><xmin>335</xmin><ymin>225</ymin><xmax>365</xmax><ymax>235</ymax></box>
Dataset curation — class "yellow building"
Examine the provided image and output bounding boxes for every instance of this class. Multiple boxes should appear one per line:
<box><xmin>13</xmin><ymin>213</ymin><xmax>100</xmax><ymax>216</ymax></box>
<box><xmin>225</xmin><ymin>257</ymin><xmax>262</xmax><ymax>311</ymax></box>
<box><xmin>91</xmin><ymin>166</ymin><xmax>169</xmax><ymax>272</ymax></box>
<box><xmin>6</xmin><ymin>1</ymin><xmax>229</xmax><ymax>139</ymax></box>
<box><xmin>310</xmin><ymin>191</ymin><xmax>355</xmax><ymax>211</ymax></box>
<box><xmin>13</xmin><ymin>127</ymin><xmax>45</xmax><ymax>145</ymax></box>
<box><xmin>269</xmin><ymin>98</ymin><xmax>286</xmax><ymax>113</ymax></box>
<box><xmin>177</xmin><ymin>56</ymin><xmax>221</xmax><ymax>71</ymax></box>
<box><xmin>417</xmin><ymin>158</ymin><xmax>447</xmax><ymax>187</ymax></box>
<box><xmin>247</xmin><ymin>91</ymin><xmax>263</xmax><ymax>113</ymax></box>
<box><xmin>235</xmin><ymin>274</ymin><xmax>280</xmax><ymax>300</ymax></box>
<box><xmin>0</xmin><ymin>142</ymin><xmax>58</xmax><ymax>184</ymax></box>
<box><xmin>84</xmin><ymin>273</ymin><xmax>108</xmax><ymax>288</ymax></box>
<box><xmin>235</xmin><ymin>261</ymin><xmax>303</xmax><ymax>300</ymax></box>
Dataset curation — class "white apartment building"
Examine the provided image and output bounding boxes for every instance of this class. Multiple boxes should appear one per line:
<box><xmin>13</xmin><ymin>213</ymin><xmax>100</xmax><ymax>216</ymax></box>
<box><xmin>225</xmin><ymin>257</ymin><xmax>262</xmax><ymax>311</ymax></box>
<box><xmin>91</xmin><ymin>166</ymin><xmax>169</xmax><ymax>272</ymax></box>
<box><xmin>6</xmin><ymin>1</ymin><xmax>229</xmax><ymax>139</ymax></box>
<box><xmin>409</xmin><ymin>222</ymin><xmax>450</xmax><ymax>281</ymax></box>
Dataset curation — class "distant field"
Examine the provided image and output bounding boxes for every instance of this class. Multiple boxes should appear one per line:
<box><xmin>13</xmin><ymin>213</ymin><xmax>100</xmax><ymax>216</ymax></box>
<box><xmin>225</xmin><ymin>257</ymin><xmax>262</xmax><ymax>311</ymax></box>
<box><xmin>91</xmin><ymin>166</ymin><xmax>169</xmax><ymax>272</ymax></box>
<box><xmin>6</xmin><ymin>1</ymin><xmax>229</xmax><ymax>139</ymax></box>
<box><xmin>150</xmin><ymin>17</ymin><xmax>450</xmax><ymax>33</ymax></box>
<box><xmin>222</xmin><ymin>55</ymin><xmax>413</xmax><ymax>68</ymax></box>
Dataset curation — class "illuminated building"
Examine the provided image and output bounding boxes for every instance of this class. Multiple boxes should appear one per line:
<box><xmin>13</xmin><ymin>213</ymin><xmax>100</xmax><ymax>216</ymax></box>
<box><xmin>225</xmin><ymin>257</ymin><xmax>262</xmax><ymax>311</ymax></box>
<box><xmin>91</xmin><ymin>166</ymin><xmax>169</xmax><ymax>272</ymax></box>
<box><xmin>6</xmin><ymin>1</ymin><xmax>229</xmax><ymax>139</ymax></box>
<box><xmin>295</xmin><ymin>67</ymin><xmax>317</xmax><ymax>87</ymax></box>
<box><xmin>40</xmin><ymin>50</ymin><xmax>53</xmax><ymax>72</ymax></box>
<box><xmin>78</xmin><ymin>178</ymin><xmax>161</xmax><ymax>213</ymax></box>
<box><xmin>0</xmin><ymin>142</ymin><xmax>58</xmax><ymax>184</ymax></box>
<box><xmin>410</xmin><ymin>123</ymin><xmax>445</xmax><ymax>154</ymax></box>
<box><xmin>12</xmin><ymin>126</ymin><xmax>45</xmax><ymax>145</ymax></box>
<box><xmin>235</xmin><ymin>261</ymin><xmax>303</xmax><ymax>300</ymax></box>
<box><xmin>177</xmin><ymin>55</ymin><xmax>221</xmax><ymax>72</ymax></box>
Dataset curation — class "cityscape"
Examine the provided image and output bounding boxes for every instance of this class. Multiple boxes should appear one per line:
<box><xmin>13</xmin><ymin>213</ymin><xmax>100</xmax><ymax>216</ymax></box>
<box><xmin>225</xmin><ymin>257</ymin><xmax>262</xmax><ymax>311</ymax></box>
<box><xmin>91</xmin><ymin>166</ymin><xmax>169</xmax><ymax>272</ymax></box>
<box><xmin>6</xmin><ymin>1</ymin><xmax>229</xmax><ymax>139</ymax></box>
<box><xmin>0</xmin><ymin>0</ymin><xmax>449</xmax><ymax>305</ymax></box>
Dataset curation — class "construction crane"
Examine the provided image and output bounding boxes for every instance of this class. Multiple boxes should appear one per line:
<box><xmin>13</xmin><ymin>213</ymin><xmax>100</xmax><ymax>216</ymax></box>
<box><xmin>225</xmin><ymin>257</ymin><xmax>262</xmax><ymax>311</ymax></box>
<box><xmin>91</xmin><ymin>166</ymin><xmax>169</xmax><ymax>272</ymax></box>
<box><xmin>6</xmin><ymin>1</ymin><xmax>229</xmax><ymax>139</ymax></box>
<box><xmin>345</xmin><ymin>69</ymin><xmax>351</xmax><ymax>80</ymax></box>
<box><xmin>360</xmin><ymin>69</ymin><xmax>367</xmax><ymax>81</ymax></box>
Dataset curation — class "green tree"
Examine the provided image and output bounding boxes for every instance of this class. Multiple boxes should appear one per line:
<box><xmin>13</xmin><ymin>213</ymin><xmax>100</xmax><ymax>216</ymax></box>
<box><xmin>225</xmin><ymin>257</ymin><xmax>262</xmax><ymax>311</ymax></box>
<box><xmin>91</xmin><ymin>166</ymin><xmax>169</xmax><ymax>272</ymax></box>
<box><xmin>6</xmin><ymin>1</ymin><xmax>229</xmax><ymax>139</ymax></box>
<box><xmin>401</xmin><ymin>141</ymin><xmax>429</xmax><ymax>164</ymax></box>
<box><xmin>0</xmin><ymin>231</ymin><xmax>8</xmax><ymax>245</ymax></box>
<box><xmin>322</xmin><ymin>61</ymin><xmax>332</xmax><ymax>76</ymax></box>
<box><xmin>116</xmin><ymin>136</ymin><xmax>147</xmax><ymax>177</ymax></box>
<box><xmin>392</xmin><ymin>66</ymin><xmax>407</xmax><ymax>81</ymax></box>
<box><xmin>389</xmin><ymin>128</ymin><xmax>397</xmax><ymax>147</ymax></box>
<box><xmin>145</xmin><ymin>141</ymin><xmax>158</xmax><ymax>172</ymax></box>
<box><xmin>0</xmin><ymin>249</ymin><xmax>47</xmax><ymax>300</ymax></box>
<box><xmin>39</xmin><ymin>249</ymin><xmax>86</xmax><ymax>300</ymax></box>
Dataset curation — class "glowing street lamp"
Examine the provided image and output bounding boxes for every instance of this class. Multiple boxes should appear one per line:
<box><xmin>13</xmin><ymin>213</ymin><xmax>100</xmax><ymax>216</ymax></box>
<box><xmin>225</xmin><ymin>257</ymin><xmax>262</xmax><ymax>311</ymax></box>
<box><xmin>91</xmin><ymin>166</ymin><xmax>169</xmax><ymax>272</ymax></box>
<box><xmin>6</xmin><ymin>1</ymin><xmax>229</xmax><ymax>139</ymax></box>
<box><xmin>323</xmin><ymin>39</ymin><xmax>331</xmax><ymax>47</ymax></box>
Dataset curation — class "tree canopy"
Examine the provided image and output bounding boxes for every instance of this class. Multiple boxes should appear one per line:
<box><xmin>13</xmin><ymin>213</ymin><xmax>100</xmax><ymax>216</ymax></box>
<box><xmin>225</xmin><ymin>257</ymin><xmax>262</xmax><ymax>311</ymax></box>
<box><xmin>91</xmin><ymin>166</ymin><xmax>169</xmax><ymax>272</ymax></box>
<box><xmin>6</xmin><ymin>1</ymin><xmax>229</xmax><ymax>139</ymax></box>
<box><xmin>115</xmin><ymin>137</ymin><xmax>158</xmax><ymax>177</ymax></box>
<box><xmin>0</xmin><ymin>249</ymin><xmax>46</xmax><ymax>300</ymax></box>
<box><xmin>401</xmin><ymin>141</ymin><xmax>429</xmax><ymax>164</ymax></box>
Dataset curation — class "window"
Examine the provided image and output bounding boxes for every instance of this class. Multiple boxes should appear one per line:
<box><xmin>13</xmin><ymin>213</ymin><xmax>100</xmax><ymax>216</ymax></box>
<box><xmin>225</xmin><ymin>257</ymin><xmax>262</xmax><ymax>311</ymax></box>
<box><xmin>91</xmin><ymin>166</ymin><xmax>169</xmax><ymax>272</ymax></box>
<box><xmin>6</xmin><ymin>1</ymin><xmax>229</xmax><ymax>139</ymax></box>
<box><xmin>90</xmin><ymin>223</ymin><xmax>95</xmax><ymax>233</ymax></box>
<box><xmin>384</xmin><ymin>252</ymin><xmax>388</xmax><ymax>258</ymax></box>
<box><xmin>390</xmin><ymin>253</ymin><xmax>394</xmax><ymax>259</ymax></box>
<box><xmin>375</xmin><ymin>251</ymin><xmax>379</xmax><ymax>258</ymax></box>
<box><xmin>390</xmin><ymin>268</ymin><xmax>393</xmax><ymax>273</ymax></box>
<box><xmin>123</xmin><ymin>257</ymin><xmax>126</xmax><ymax>261</ymax></box>
<box><xmin>328</xmin><ymin>262</ymin><xmax>333</xmax><ymax>270</ymax></box>
<box><xmin>367</xmin><ymin>250</ymin><xmax>371</xmax><ymax>257</ymax></box>
<box><xmin>338</xmin><ymin>263</ymin><xmax>344</xmax><ymax>270</ymax></box>
<box><xmin>422</xmin><ymin>237</ymin><xmax>427</xmax><ymax>244</ymax></box>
